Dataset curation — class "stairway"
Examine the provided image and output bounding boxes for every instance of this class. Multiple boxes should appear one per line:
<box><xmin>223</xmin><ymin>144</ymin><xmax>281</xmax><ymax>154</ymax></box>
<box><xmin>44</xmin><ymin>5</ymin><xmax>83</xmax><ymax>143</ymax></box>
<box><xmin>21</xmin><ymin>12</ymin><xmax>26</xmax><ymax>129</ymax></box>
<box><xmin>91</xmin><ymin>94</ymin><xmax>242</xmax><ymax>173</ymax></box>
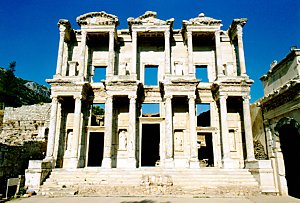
<box><xmin>38</xmin><ymin>167</ymin><xmax>260</xmax><ymax>197</ymax></box>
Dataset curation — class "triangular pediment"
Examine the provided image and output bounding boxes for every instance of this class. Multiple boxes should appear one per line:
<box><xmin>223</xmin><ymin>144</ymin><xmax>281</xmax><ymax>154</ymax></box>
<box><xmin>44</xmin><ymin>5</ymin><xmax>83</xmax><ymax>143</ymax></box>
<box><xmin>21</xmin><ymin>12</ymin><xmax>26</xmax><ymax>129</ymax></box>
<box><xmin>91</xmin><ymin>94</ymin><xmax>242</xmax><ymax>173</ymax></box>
<box><xmin>76</xmin><ymin>11</ymin><xmax>119</xmax><ymax>27</ymax></box>
<box><xmin>127</xmin><ymin>11</ymin><xmax>174</xmax><ymax>27</ymax></box>
<box><xmin>183</xmin><ymin>13</ymin><xmax>222</xmax><ymax>27</ymax></box>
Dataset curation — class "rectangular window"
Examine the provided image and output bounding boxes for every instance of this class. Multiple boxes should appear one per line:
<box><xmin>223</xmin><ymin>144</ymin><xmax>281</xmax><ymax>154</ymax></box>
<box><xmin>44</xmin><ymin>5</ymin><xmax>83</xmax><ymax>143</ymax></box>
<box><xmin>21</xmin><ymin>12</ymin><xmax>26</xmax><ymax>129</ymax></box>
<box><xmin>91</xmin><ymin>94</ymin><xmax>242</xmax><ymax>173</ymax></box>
<box><xmin>142</xmin><ymin>103</ymin><xmax>160</xmax><ymax>117</ymax></box>
<box><xmin>91</xmin><ymin>103</ymin><xmax>105</xmax><ymax>126</ymax></box>
<box><xmin>144</xmin><ymin>65</ymin><xmax>158</xmax><ymax>86</ymax></box>
<box><xmin>196</xmin><ymin>65</ymin><xmax>208</xmax><ymax>82</ymax></box>
<box><xmin>93</xmin><ymin>66</ymin><xmax>106</xmax><ymax>83</ymax></box>
<box><xmin>196</xmin><ymin>103</ymin><xmax>211</xmax><ymax>127</ymax></box>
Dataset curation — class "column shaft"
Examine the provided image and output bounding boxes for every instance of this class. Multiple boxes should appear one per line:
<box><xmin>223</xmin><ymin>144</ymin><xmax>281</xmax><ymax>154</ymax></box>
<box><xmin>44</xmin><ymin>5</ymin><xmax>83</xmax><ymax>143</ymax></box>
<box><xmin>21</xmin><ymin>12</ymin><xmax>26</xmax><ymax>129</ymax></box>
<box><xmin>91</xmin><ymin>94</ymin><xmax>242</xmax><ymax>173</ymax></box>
<box><xmin>220</xmin><ymin>95</ymin><xmax>230</xmax><ymax>159</ymax></box>
<box><xmin>108</xmin><ymin>30</ymin><xmax>115</xmax><ymax>76</ymax></box>
<box><xmin>128</xmin><ymin>96</ymin><xmax>137</xmax><ymax>167</ymax></box>
<box><xmin>79</xmin><ymin>31</ymin><xmax>87</xmax><ymax>77</ymax></box>
<box><xmin>56</xmin><ymin>32</ymin><xmax>65</xmax><ymax>75</ymax></box>
<box><xmin>215</xmin><ymin>31</ymin><xmax>223</xmax><ymax>77</ymax></box>
<box><xmin>46</xmin><ymin>97</ymin><xmax>59</xmax><ymax>158</ymax></box>
<box><xmin>70</xmin><ymin>97</ymin><xmax>82</xmax><ymax>160</ymax></box>
<box><xmin>189</xmin><ymin>95</ymin><xmax>199</xmax><ymax>167</ymax></box>
<box><xmin>187</xmin><ymin>31</ymin><xmax>194</xmax><ymax>75</ymax></box>
<box><xmin>164</xmin><ymin>30</ymin><xmax>171</xmax><ymax>74</ymax></box>
<box><xmin>131</xmin><ymin>31</ymin><xmax>137</xmax><ymax>75</ymax></box>
<box><xmin>242</xmin><ymin>96</ymin><xmax>255</xmax><ymax>161</ymax></box>
<box><xmin>102</xmin><ymin>96</ymin><xmax>113</xmax><ymax>168</ymax></box>
<box><xmin>165</xmin><ymin>96</ymin><xmax>173</xmax><ymax>159</ymax></box>
<box><xmin>237</xmin><ymin>25</ymin><xmax>246</xmax><ymax>76</ymax></box>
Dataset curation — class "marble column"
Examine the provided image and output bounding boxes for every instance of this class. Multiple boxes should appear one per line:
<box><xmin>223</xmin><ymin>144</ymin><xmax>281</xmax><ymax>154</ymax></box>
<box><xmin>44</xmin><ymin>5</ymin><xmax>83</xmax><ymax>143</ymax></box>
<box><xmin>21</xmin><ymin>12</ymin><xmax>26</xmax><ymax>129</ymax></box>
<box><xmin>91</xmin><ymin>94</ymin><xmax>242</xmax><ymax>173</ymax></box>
<box><xmin>69</xmin><ymin>95</ymin><xmax>82</xmax><ymax>168</ymax></box>
<box><xmin>236</xmin><ymin>25</ymin><xmax>246</xmax><ymax>76</ymax></box>
<box><xmin>128</xmin><ymin>95</ymin><xmax>137</xmax><ymax>167</ymax></box>
<box><xmin>189</xmin><ymin>95</ymin><xmax>199</xmax><ymax>168</ymax></box>
<box><xmin>55</xmin><ymin>30</ymin><xmax>65</xmax><ymax>76</ymax></box>
<box><xmin>164</xmin><ymin>29</ymin><xmax>171</xmax><ymax>74</ymax></box>
<box><xmin>108</xmin><ymin>30</ymin><xmax>115</xmax><ymax>77</ymax></box>
<box><xmin>164</xmin><ymin>95</ymin><xmax>174</xmax><ymax>168</ymax></box>
<box><xmin>187</xmin><ymin>31</ymin><xmax>194</xmax><ymax>75</ymax></box>
<box><xmin>242</xmin><ymin>96</ymin><xmax>255</xmax><ymax>161</ymax></box>
<box><xmin>102</xmin><ymin>96</ymin><xmax>113</xmax><ymax>168</ymax></box>
<box><xmin>131</xmin><ymin>30</ymin><xmax>137</xmax><ymax>76</ymax></box>
<box><xmin>219</xmin><ymin>95</ymin><xmax>232</xmax><ymax>167</ymax></box>
<box><xmin>215</xmin><ymin>31</ymin><xmax>224</xmax><ymax>77</ymax></box>
<box><xmin>45</xmin><ymin>96</ymin><xmax>59</xmax><ymax>160</ymax></box>
<box><xmin>79</xmin><ymin>30</ymin><xmax>87</xmax><ymax>77</ymax></box>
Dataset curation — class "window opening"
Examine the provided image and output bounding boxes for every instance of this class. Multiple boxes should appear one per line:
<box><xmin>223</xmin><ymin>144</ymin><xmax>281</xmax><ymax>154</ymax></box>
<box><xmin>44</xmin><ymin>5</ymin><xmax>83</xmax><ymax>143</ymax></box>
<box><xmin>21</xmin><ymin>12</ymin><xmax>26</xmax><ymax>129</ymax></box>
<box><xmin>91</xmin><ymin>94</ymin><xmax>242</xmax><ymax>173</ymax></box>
<box><xmin>196</xmin><ymin>103</ymin><xmax>211</xmax><ymax>127</ymax></box>
<box><xmin>145</xmin><ymin>65</ymin><xmax>158</xmax><ymax>86</ymax></box>
<box><xmin>93</xmin><ymin>66</ymin><xmax>106</xmax><ymax>83</ymax></box>
<box><xmin>141</xmin><ymin>103</ymin><xmax>160</xmax><ymax>117</ymax></box>
<box><xmin>196</xmin><ymin>65</ymin><xmax>208</xmax><ymax>82</ymax></box>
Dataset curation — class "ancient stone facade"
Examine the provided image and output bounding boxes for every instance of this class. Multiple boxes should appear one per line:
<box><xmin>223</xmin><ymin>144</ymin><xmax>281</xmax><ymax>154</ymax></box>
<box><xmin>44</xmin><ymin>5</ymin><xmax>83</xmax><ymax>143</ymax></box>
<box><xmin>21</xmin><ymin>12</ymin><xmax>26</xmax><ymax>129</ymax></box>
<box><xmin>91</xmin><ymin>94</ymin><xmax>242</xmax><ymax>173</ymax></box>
<box><xmin>25</xmin><ymin>11</ymin><xmax>276</xmax><ymax>195</ymax></box>
<box><xmin>252</xmin><ymin>48</ymin><xmax>300</xmax><ymax>198</ymax></box>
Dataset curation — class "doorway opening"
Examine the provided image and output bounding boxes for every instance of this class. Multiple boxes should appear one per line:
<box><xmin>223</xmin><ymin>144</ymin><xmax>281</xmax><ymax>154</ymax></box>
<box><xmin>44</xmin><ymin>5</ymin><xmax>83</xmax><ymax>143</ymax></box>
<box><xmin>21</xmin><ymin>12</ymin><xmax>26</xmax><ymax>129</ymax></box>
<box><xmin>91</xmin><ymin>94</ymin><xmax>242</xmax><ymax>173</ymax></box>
<box><xmin>87</xmin><ymin>132</ymin><xmax>104</xmax><ymax>167</ymax></box>
<box><xmin>279</xmin><ymin>124</ymin><xmax>300</xmax><ymax>198</ymax></box>
<box><xmin>141</xmin><ymin>124</ymin><xmax>160</xmax><ymax>166</ymax></box>
<box><xmin>197</xmin><ymin>133</ymin><xmax>214</xmax><ymax>167</ymax></box>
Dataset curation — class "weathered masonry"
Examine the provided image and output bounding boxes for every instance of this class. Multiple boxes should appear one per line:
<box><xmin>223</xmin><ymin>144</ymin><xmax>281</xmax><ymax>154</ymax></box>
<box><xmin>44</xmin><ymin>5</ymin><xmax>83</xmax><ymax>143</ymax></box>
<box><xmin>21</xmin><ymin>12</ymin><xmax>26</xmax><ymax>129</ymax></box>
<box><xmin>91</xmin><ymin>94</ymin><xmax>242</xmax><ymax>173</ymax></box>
<box><xmin>25</xmin><ymin>11</ymin><xmax>274</xmax><ymax>195</ymax></box>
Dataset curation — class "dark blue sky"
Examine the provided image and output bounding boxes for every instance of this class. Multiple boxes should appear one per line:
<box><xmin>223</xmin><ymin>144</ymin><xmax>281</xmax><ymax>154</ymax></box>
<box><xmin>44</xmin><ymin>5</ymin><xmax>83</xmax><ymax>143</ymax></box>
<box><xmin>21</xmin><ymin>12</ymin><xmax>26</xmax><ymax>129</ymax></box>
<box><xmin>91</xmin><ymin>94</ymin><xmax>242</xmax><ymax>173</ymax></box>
<box><xmin>0</xmin><ymin>0</ymin><xmax>299</xmax><ymax>103</ymax></box>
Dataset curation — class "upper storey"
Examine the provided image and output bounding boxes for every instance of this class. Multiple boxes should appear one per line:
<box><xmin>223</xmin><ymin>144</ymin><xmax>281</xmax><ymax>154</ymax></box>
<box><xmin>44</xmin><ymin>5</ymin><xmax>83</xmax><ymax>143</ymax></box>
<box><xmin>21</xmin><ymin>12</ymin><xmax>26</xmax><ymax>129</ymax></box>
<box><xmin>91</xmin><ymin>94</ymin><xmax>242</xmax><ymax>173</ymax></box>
<box><xmin>49</xmin><ymin>11</ymin><xmax>251</xmax><ymax>88</ymax></box>
<box><xmin>260</xmin><ymin>49</ymin><xmax>300</xmax><ymax>96</ymax></box>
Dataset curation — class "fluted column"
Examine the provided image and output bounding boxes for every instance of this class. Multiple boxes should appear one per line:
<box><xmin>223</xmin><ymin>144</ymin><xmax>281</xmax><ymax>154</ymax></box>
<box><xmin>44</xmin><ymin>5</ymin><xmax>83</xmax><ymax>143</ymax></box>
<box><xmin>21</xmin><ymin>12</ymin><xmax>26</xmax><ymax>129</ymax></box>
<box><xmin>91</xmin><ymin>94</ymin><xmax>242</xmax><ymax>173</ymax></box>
<box><xmin>164</xmin><ymin>95</ymin><xmax>174</xmax><ymax>168</ymax></box>
<box><xmin>219</xmin><ymin>95</ymin><xmax>232</xmax><ymax>165</ymax></box>
<box><xmin>215</xmin><ymin>31</ymin><xmax>224</xmax><ymax>77</ymax></box>
<box><xmin>102</xmin><ymin>96</ymin><xmax>113</xmax><ymax>168</ymax></box>
<box><xmin>164</xmin><ymin>29</ymin><xmax>171</xmax><ymax>74</ymax></box>
<box><xmin>46</xmin><ymin>96</ymin><xmax>59</xmax><ymax>159</ymax></box>
<box><xmin>187</xmin><ymin>31</ymin><xmax>194</xmax><ymax>75</ymax></box>
<box><xmin>236</xmin><ymin>25</ymin><xmax>246</xmax><ymax>76</ymax></box>
<box><xmin>189</xmin><ymin>95</ymin><xmax>199</xmax><ymax>168</ymax></box>
<box><xmin>131</xmin><ymin>30</ymin><xmax>137</xmax><ymax>76</ymax></box>
<box><xmin>127</xmin><ymin>95</ymin><xmax>137</xmax><ymax>167</ymax></box>
<box><xmin>108</xmin><ymin>30</ymin><xmax>115</xmax><ymax>77</ymax></box>
<box><xmin>79</xmin><ymin>30</ymin><xmax>87</xmax><ymax>77</ymax></box>
<box><xmin>242</xmin><ymin>96</ymin><xmax>255</xmax><ymax>161</ymax></box>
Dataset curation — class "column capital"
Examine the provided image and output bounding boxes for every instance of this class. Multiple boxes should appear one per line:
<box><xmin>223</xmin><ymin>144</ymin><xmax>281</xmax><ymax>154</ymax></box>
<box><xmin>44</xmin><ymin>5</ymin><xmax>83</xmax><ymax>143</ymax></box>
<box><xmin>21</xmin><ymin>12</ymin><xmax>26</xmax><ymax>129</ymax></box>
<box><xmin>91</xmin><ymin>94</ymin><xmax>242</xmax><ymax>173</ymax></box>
<box><xmin>164</xmin><ymin>94</ymin><xmax>173</xmax><ymax>100</ymax></box>
<box><xmin>242</xmin><ymin>95</ymin><xmax>250</xmax><ymax>101</ymax></box>
<box><xmin>187</xmin><ymin>30</ymin><xmax>193</xmax><ymax>37</ymax></box>
<box><xmin>164</xmin><ymin>29</ymin><xmax>170</xmax><ymax>37</ymax></box>
<box><xmin>129</xmin><ymin>95</ymin><xmax>137</xmax><ymax>100</ymax></box>
<box><xmin>219</xmin><ymin>94</ymin><xmax>228</xmax><ymax>100</ymax></box>
<box><xmin>188</xmin><ymin>94</ymin><xmax>196</xmax><ymax>100</ymax></box>
<box><xmin>73</xmin><ymin>95</ymin><xmax>82</xmax><ymax>100</ymax></box>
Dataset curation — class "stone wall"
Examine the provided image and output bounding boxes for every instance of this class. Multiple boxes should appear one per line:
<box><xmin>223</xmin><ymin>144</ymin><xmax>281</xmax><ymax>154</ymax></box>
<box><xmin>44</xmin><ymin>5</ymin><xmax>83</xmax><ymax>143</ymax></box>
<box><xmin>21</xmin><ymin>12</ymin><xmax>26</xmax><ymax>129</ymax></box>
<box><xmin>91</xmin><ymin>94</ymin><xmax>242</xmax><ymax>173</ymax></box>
<box><xmin>0</xmin><ymin>103</ymin><xmax>51</xmax><ymax>145</ymax></box>
<box><xmin>0</xmin><ymin>103</ymin><xmax>50</xmax><ymax>196</ymax></box>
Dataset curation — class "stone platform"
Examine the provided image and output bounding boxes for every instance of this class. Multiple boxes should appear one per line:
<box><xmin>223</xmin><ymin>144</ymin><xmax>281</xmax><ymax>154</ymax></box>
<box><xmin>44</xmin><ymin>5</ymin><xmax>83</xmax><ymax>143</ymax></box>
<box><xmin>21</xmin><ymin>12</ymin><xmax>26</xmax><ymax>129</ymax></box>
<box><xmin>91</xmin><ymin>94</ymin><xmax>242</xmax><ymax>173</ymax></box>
<box><xmin>38</xmin><ymin>168</ymin><xmax>260</xmax><ymax>197</ymax></box>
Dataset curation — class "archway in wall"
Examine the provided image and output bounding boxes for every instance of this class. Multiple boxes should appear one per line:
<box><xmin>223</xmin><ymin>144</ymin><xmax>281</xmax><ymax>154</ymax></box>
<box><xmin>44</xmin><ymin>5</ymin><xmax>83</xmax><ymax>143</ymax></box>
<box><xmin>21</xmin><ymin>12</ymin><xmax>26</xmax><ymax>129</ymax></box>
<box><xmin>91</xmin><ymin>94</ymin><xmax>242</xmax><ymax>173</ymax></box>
<box><xmin>141</xmin><ymin>124</ymin><xmax>160</xmax><ymax>166</ymax></box>
<box><xmin>87</xmin><ymin>132</ymin><xmax>104</xmax><ymax>166</ymax></box>
<box><xmin>276</xmin><ymin>118</ymin><xmax>300</xmax><ymax>198</ymax></box>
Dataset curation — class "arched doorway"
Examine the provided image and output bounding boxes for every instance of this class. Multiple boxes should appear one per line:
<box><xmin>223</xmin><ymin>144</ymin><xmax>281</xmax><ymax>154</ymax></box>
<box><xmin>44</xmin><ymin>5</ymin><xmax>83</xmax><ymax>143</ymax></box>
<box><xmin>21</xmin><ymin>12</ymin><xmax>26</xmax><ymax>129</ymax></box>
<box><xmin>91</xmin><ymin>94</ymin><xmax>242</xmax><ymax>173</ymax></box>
<box><xmin>276</xmin><ymin>118</ymin><xmax>300</xmax><ymax>198</ymax></box>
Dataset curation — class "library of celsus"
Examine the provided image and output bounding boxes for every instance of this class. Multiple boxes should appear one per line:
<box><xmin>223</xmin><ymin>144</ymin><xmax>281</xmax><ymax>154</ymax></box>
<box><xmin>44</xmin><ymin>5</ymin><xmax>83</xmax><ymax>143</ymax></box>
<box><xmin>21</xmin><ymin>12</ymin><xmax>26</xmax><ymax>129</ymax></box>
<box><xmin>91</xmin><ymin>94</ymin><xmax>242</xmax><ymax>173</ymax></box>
<box><xmin>24</xmin><ymin>11</ymin><xmax>281</xmax><ymax>196</ymax></box>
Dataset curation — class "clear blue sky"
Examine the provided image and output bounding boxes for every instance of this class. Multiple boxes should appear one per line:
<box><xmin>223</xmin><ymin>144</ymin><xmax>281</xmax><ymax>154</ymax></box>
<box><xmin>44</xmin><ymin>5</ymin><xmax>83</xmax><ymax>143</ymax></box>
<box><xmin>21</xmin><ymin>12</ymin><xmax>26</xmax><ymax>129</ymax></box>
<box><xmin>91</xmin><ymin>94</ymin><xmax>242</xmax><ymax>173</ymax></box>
<box><xmin>0</xmin><ymin>0</ymin><xmax>299</xmax><ymax>103</ymax></box>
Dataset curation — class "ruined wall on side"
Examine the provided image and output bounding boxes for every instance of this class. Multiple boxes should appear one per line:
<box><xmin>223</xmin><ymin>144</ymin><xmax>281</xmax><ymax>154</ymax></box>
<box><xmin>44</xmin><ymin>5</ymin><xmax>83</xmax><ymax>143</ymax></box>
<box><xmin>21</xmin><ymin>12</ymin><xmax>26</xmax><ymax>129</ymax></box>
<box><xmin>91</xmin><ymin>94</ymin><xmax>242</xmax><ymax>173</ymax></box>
<box><xmin>0</xmin><ymin>103</ymin><xmax>50</xmax><ymax>195</ymax></box>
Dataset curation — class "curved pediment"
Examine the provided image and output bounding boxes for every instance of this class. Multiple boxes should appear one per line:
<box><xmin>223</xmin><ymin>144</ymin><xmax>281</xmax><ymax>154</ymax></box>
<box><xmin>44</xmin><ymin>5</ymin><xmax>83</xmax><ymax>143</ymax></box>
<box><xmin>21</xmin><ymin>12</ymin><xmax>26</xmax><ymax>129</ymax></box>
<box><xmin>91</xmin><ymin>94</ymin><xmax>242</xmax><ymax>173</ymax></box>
<box><xmin>183</xmin><ymin>13</ymin><xmax>222</xmax><ymax>27</ymax></box>
<box><xmin>76</xmin><ymin>11</ymin><xmax>119</xmax><ymax>27</ymax></box>
<box><xmin>127</xmin><ymin>11</ymin><xmax>174</xmax><ymax>27</ymax></box>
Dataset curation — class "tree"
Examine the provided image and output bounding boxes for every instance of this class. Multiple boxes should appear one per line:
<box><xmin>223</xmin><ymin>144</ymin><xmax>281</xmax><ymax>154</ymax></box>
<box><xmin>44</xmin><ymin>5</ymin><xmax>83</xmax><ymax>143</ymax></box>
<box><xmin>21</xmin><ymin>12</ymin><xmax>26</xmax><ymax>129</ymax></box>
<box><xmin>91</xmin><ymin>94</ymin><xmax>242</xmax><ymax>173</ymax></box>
<box><xmin>0</xmin><ymin>61</ymin><xmax>18</xmax><ymax>107</ymax></box>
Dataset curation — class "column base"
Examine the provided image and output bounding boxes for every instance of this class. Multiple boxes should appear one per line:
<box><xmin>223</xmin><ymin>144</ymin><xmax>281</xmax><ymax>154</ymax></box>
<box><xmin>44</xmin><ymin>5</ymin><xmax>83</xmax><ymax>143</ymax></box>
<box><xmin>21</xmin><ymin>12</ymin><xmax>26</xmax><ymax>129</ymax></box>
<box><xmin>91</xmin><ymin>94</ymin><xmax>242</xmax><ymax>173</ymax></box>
<box><xmin>63</xmin><ymin>157</ymin><xmax>78</xmax><ymax>169</ymax></box>
<box><xmin>127</xmin><ymin>158</ymin><xmax>137</xmax><ymax>168</ymax></box>
<box><xmin>162</xmin><ymin>158</ymin><xmax>175</xmax><ymax>168</ymax></box>
<box><xmin>189</xmin><ymin>159</ymin><xmax>200</xmax><ymax>168</ymax></box>
<box><xmin>222</xmin><ymin>158</ymin><xmax>236</xmax><ymax>169</ymax></box>
<box><xmin>101</xmin><ymin>157</ymin><xmax>112</xmax><ymax>168</ymax></box>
